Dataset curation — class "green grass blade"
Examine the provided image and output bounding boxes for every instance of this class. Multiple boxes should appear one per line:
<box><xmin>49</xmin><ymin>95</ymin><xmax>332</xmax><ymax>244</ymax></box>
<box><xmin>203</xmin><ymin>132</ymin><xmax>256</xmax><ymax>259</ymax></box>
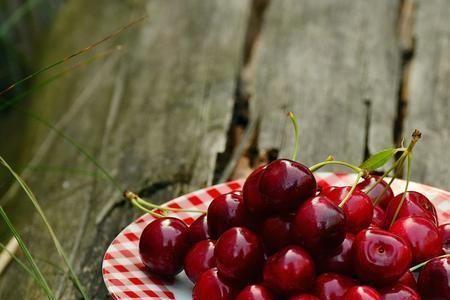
<box><xmin>0</xmin><ymin>241</ymin><xmax>36</xmax><ymax>280</ymax></box>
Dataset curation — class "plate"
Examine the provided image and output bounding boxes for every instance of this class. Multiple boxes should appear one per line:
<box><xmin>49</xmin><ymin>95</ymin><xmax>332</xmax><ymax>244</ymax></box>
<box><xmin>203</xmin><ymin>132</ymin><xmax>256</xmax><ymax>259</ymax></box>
<box><xmin>102</xmin><ymin>172</ymin><xmax>450</xmax><ymax>299</ymax></box>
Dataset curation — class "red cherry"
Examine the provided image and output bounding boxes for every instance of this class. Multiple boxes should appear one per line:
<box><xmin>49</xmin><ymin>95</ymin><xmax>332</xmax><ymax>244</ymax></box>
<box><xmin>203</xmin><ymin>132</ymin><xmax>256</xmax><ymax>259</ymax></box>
<box><xmin>288</xmin><ymin>295</ymin><xmax>320</xmax><ymax>300</ymax></box>
<box><xmin>192</xmin><ymin>268</ymin><xmax>239</xmax><ymax>300</ymax></box>
<box><xmin>259</xmin><ymin>159</ymin><xmax>317</xmax><ymax>213</ymax></box>
<box><xmin>207</xmin><ymin>191</ymin><xmax>250</xmax><ymax>238</ymax></box>
<box><xmin>263</xmin><ymin>246</ymin><xmax>315</xmax><ymax>296</ymax></box>
<box><xmin>417</xmin><ymin>256</ymin><xmax>450</xmax><ymax>300</ymax></box>
<box><xmin>214</xmin><ymin>227</ymin><xmax>265</xmax><ymax>283</ymax></box>
<box><xmin>439</xmin><ymin>223</ymin><xmax>450</xmax><ymax>254</ymax></box>
<box><xmin>321</xmin><ymin>186</ymin><xmax>373</xmax><ymax>234</ymax></box>
<box><xmin>235</xmin><ymin>284</ymin><xmax>275</xmax><ymax>300</ymax></box>
<box><xmin>188</xmin><ymin>214</ymin><xmax>211</xmax><ymax>243</ymax></box>
<box><xmin>356</xmin><ymin>175</ymin><xmax>394</xmax><ymax>209</ymax></box>
<box><xmin>343</xmin><ymin>286</ymin><xmax>381</xmax><ymax>300</ymax></box>
<box><xmin>353</xmin><ymin>229</ymin><xmax>412</xmax><ymax>286</ymax></box>
<box><xmin>295</xmin><ymin>195</ymin><xmax>346</xmax><ymax>250</ymax></box>
<box><xmin>390</xmin><ymin>216</ymin><xmax>442</xmax><ymax>264</ymax></box>
<box><xmin>184</xmin><ymin>240</ymin><xmax>216</xmax><ymax>283</ymax></box>
<box><xmin>139</xmin><ymin>217</ymin><xmax>191</xmax><ymax>277</ymax></box>
<box><xmin>261</xmin><ymin>214</ymin><xmax>295</xmax><ymax>254</ymax></box>
<box><xmin>243</xmin><ymin>165</ymin><xmax>271</xmax><ymax>215</ymax></box>
<box><xmin>314</xmin><ymin>273</ymin><xmax>356</xmax><ymax>300</ymax></box>
<box><xmin>379</xmin><ymin>284</ymin><xmax>420</xmax><ymax>300</ymax></box>
<box><xmin>384</xmin><ymin>191</ymin><xmax>438</xmax><ymax>227</ymax></box>
<box><xmin>316</xmin><ymin>233</ymin><xmax>355</xmax><ymax>276</ymax></box>
<box><xmin>397</xmin><ymin>270</ymin><xmax>417</xmax><ymax>290</ymax></box>
<box><xmin>371</xmin><ymin>206</ymin><xmax>386</xmax><ymax>228</ymax></box>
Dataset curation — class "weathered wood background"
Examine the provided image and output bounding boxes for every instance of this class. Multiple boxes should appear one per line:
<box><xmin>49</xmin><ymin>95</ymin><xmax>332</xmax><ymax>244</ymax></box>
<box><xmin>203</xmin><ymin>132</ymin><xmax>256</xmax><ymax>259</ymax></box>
<box><xmin>0</xmin><ymin>0</ymin><xmax>449</xmax><ymax>298</ymax></box>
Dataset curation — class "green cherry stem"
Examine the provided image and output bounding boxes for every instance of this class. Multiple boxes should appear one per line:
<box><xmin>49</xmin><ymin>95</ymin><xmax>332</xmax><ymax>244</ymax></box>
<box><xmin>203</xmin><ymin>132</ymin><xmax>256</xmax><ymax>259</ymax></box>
<box><xmin>339</xmin><ymin>171</ymin><xmax>363</xmax><ymax>208</ymax></box>
<box><xmin>309</xmin><ymin>160</ymin><xmax>363</xmax><ymax>174</ymax></box>
<box><xmin>136</xmin><ymin>198</ymin><xmax>206</xmax><ymax>214</ymax></box>
<box><xmin>409</xmin><ymin>254</ymin><xmax>450</xmax><ymax>272</ymax></box>
<box><xmin>389</xmin><ymin>154</ymin><xmax>412</xmax><ymax>228</ymax></box>
<box><xmin>288</xmin><ymin>112</ymin><xmax>300</xmax><ymax>161</ymax></box>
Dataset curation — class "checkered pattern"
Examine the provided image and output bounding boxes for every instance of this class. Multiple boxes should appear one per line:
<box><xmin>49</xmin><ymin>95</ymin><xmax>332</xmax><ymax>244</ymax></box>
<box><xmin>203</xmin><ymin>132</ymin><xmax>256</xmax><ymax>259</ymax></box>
<box><xmin>102</xmin><ymin>172</ymin><xmax>450</xmax><ymax>299</ymax></box>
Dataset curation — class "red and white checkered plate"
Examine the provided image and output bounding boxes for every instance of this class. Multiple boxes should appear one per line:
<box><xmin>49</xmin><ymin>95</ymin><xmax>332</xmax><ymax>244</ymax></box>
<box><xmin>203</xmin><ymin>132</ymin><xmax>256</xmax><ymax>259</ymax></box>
<box><xmin>102</xmin><ymin>172</ymin><xmax>450</xmax><ymax>300</ymax></box>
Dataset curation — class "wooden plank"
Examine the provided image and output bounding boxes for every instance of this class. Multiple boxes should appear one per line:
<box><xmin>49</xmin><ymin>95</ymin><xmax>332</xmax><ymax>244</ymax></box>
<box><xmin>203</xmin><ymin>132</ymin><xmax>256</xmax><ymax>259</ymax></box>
<box><xmin>253</xmin><ymin>0</ymin><xmax>402</xmax><ymax>168</ymax></box>
<box><xmin>0</xmin><ymin>0</ymin><xmax>249</xmax><ymax>298</ymax></box>
<box><xmin>404</xmin><ymin>0</ymin><xmax>450</xmax><ymax>190</ymax></box>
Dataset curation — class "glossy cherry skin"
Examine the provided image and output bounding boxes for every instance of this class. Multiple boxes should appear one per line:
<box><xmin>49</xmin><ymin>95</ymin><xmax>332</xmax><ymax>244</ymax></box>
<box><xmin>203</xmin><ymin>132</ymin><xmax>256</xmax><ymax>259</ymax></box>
<box><xmin>184</xmin><ymin>240</ymin><xmax>216</xmax><ymax>283</ymax></box>
<box><xmin>353</xmin><ymin>229</ymin><xmax>412</xmax><ymax>286</ymax></box>
<box><xmin>314</xmin><ymin>273</ymin><xmax>356</xmax><ymax>300</ymax></box>
<box><xmin>188</xmin><ymin>214</ymin><xmax>211</xmax><ymax>243</ymax></box>
<box><xmin>316</xmin><ymin>233</ymin><xmax>355</xmax><ymax>276</ymax></box>
<box><xmin>192</xmin><ymin>268</ymin><xmax>239</xmax><ymax>300</ymax></box>
<box><xmin>235</xmin><ymin>284</ymin><xmax>275</xmax><ymax>300</ymax></box>
<box><xmin>356</xmin><ymin>175</ymin><xmax>394</xmax><ymax>209</ymax></box>
<box><xmin>384</xmin><ymin>191</ymin><xmax>438</xmax><ymax>227</ymax></box>
<box><xmin>288</xmin><ymin>295</ymin><xmax>320</xmax><ymax>300</ymax></box>
<box><xmin>397</xmin><ymin>270</ymin><xmax>417</xmax><ymax>290</ymax></box>
<box><xmin>371</xmin><ymin>206</ymin><xmax>386</xmax><ymax>228</ymax></box>
<box><xmin>439</xmin><ymin>223</ymin><xmax>450</xmax><ymax>254</ymax></box>
<box><xmin>214</xmin><ymin>227</ymin><xmax>265</xmax><ymax>283</ymax></box>
<box><xmin>295</xmin><ymin>195</ymin><xmax>346</xmax><ymax>250</ymax></box>
<box><xmin>343</xmin><ymin>286</ymin><xmax>381</xmax><ymax>300</ymax></box>
<box><xmin>390</xmin><ymin>216</ymin><xmax>442</xmax><ymax>264</ymax></box>
<box><xmin>261</xmin><ymin>214</ymin><xmax>295</xmax><ymax>254</ymax></box>
<box><xmin>243</xmin><ymin>165</ymin><xmax>271</xmax><ymax>216</ymax></box>
<box><xmin>417</xmin><ymin>257</ymin><xmax>450</xmax><ymax>300</ymax></box>
<box><xmin>263</xmin><ymin>246</ymin><xmax>315</xmax><ymax>296</ymax></box>
<box><xmin>321</xmin><ymin>186</ymin><xmax>373</xmax><ymax>234</ymax></box>
<box><xmin>139</xmin><ymin>217</ymin><xmax>191</xmax><ymax>277</ymax></box>
<box><xmin>207</xmin><ymin>191</ymin><xmax>250</xmax><ymax>238</ymax></box>
<box><xmin>259</xmin><ymin>159</ymin><xmax>317</xmax><ymax>213</ymax></box>
<box><xmin>379</xmin><ymin>284</ymin><xmax>420</xmax><ymax>300</ymax></box>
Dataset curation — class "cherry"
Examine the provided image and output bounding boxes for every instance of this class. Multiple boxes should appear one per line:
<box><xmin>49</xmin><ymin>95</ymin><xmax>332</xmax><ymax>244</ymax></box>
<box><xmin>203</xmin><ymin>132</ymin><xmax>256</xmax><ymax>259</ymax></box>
<box><xmin>235</xmin><ymin>284</ymin><xmax>275</xmax><ymax>300</ymax></box>
<box><xmin>295</xmin><ymin>195</ymin><xmax>346</xmax><ymax>250</ymax></box>
<box><xmin>207</xmin><ymin>191</ymin><xmax>250</xmax><ymax>238</ymax></box>
<box><xmin>263</xmin><ymin>246</ymin><xmax>315</xmax><ymax>296</ymax></box>
<box><xmin>356</xmin><ymin>175</ymin><xmax>394</xmax><ymax>209</ymax></box>
<box><xmin>316</xmin><ymin>233</ymin><xmax>355</xmax><ymax>276</ymax></box>
<box><xmin>314</xmin><ymin>273</ymin><xmax>356</xmax><ymax>300</ymax></box>
<box><xmin>184</xmin><ymin>239</ymin><xmax>216</xmax><ymax>283</ymax></box>
<box><xmin>321</xmin><ymin>186</ymin><xmax>373</xmax><ymax>234</ymax></box>
<box><xmin>188</xmin><ymin>214</ymin><xmax>211</xmax><ymax>243</ymax></box>
<box><xmin>343</xmin><ymin>286</ymin><xmax>381</xmax><ymax>300</ymax></box>
<box><xmin>439</xmin><ymin>223</ymin><xmax>450</xmax><ymax>254</ymax></box>
<box><xmin>390</xmin><ymin>216</ymin><xmax>442</xmax><ymax>264</ymax></box>
<box><xmin>214</xmin><ymin>227</ymin><xmax>265</xmax><ymax>283</ymax></box>
<box><xmin>192</xmin><ymin>268</ymin><xmax>239</xmax><ymax>300</ymax></box>
<box><xmin>288</xmin><ymin>295</ymin><xmax>320</xmax><ymax>300</ymax></box>
<box><xmin>384</xmin><ymin>191</ymin><xmax>438</xmax><ymax>227</ymax></box>
<box><xmin>371</xmin><ymin>206</ymin><xmax>386</xmax><ymax>228</ymax></box>
<box><xmin>243</xmin><ymin>165</ymin><xmax>271</xmax><ymax>216</ymax></box>
<box><xmin>397</xmin><ymin>270</ymin><xmax>417</xmax><ymax>290</ymax></box>
<box><xmin>417</xmin><ymin>256</ymin><xmax>450</xmax><ymax>300</ymax></box>
<box><xmin>139</xmin><ymin>217</ymin><xmax>191</xmax><ymax>277</ymax></box>
<box><xmin>259</xmin><ymin>159</ymin><xmax>317</xmax><ymax>213</ymax></box>
<box><xmin>353</xmin><ymin>229</ymin><xmax>412</xmax><ymax>286</ymax></box>
<box><xmin>379</xmin><ymin>284</ymin><xmax>420</xmax><ymax>300</ymax></box>
<box><xmin>261</xmin><ymin>214</ymin><xmax>295</xmax><ymax>254</ymax></box>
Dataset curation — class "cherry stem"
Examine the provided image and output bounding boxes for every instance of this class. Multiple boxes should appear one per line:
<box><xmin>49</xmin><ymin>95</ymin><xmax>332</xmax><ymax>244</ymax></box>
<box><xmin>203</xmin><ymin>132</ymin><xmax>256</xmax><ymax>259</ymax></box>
<box><xmin>389</xmin><ymin>154</ymin><xmax>412</xmax><ymax>228</ymax></box>
<box><xmin>409</xmin><ymin>254</ymin><xmax>450</xmax><ymax>272</ymax></box>
<box><xmin>309</xmin><ymin>160</ymin><xmax>363</xmax><ymax>174</ymax></box>
<box><xmin>339</xmin><ymin>171</ymin><xmax>363</xmax><ymax>208</ymax></box>
<box><xmin>130</xmin><ymin>199</ymin><xmax>165</xmax><ymax>218</ymax></box>
<box><xmin>288</xmin><ymin>112</ymin><xmax>300</xmax><ymax>161</ymax></box>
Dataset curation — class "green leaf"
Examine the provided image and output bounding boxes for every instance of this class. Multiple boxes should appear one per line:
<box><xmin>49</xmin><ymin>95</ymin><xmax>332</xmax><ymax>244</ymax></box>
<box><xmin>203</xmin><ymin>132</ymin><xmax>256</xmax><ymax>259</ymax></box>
<box><xmin>359</xmin><ymin>148</ymin><xmax>397</xmax><ymax>171</ymax></box>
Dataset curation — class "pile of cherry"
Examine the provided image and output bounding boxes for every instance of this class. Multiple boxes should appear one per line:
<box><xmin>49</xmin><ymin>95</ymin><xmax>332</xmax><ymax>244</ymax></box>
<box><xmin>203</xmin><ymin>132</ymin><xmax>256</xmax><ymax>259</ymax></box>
<box><xmin>138</xmin><ymin>159</ymin><xmax>450</xmax><ymax>300</ymax></box>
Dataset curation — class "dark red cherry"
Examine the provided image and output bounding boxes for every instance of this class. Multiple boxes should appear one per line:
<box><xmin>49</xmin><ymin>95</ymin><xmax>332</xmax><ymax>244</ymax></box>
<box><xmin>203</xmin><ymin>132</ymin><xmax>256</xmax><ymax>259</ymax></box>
<box><xmin>139</xmin><ymin>217</ymin><xmax>191</xmax><ymax>277</ymax></box>
<box><xmin>261</xmin><ymin>214</ymin><xmax>295</xmax><ymax>254</ymax></box>
<box><xmin>343</xmin><ymin>286</ymin><xmax>381</xmax><ymax>300</ymax></box>
<box><xmin>353</xmin><ymin>229</ymin><xmax>412</xmax><ymax>286</ymax></box>
<box><xmin>356</xmin><ymin>175</ymin><xmax>394</xmax><ymax>209</ymax></box>
<box><xmin>384</xmin><ymin>191</ymin><xmax>438</xmax><ymax>227</ymax></box>
<box><xmin>214</xmin><ymin>227</ymin><xmax>265</xmax><ymax>283</ymax></box>
<box><xmin>397</xmin><ymin>271</ymin><xmax>417</xmax><ymax>290</ymax></box>
<box><xmin>379</xmin><ymin>284</ymin><xmax>420</xmax><ymax>300</ymax></box>
<box><xmin>235</xmin><ymin>284</ymin><xmax>275</xmax><ymax>300</ymax></box>
<box><xmin>439</xmin><ymin>223</ymin><xmax>450</xmax><ymax>254</ymax></box>
<box><xmin>259</xmin><ymin>159</ymin><xmax>317</xmax><ymax>213</ymax></box>
<box><xmin>263</xmin><ymin>246</ymin><xmax>315</xmax><ymax>296</ymax></box>
<box><xmin>288</xmin><ymin>295</ymin><xmax>320</xmax><ymax>300</ymax></box>
<box><xmin>243</xmin><ymin>165</ymin><xmax>271</xmax><ymax>215</ymax></box>
<box><xmin>371</xmin><ymin>206</ymin><xmax>386</xmax><ymax>228</ymax></box>
<box><xmin>316</xmin><ymin>233</ymin><xmax>355</xmax><ymax>276</ymax></box>
<box><xmin>189</xmin><ymin>214</ymin><xmax>211</xmax><ymax>243</ymax></box>
<box><xmin>295</xmin><ymin>195</ymin><xmax>346</xmax><ymax>250</ymax></box>
<box><xmin>314</xmin><ymin>273</ymin><xmax>356</xmax><ymax>300</ymax></box>
<box><xmin>417</xmin><ymin>256</ymin><xmax>450</xmax><ymax>300</ymax></box>
<box><xmin>192</xmin><ymin>268</ymin><xmax>239</xmax><ymax>300</ymax></box>
<box><xmin>390</xmin><ymin>216</ymin><xmax>442</xmax><ymax>264</ymax></box>
<box><xmin>321</xmin><ymin>186</ymin><xmax>373</xmax><ymax>234</ymax></box>
<box><xmin>207</xmin><ymin>191</ymin><xmax>250</xmax><ymax>238</ymax></box>
<box><xmin>184</xmin><ymin>239</ymin><xmax>216</xmax><ymax>283</ymax></box>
